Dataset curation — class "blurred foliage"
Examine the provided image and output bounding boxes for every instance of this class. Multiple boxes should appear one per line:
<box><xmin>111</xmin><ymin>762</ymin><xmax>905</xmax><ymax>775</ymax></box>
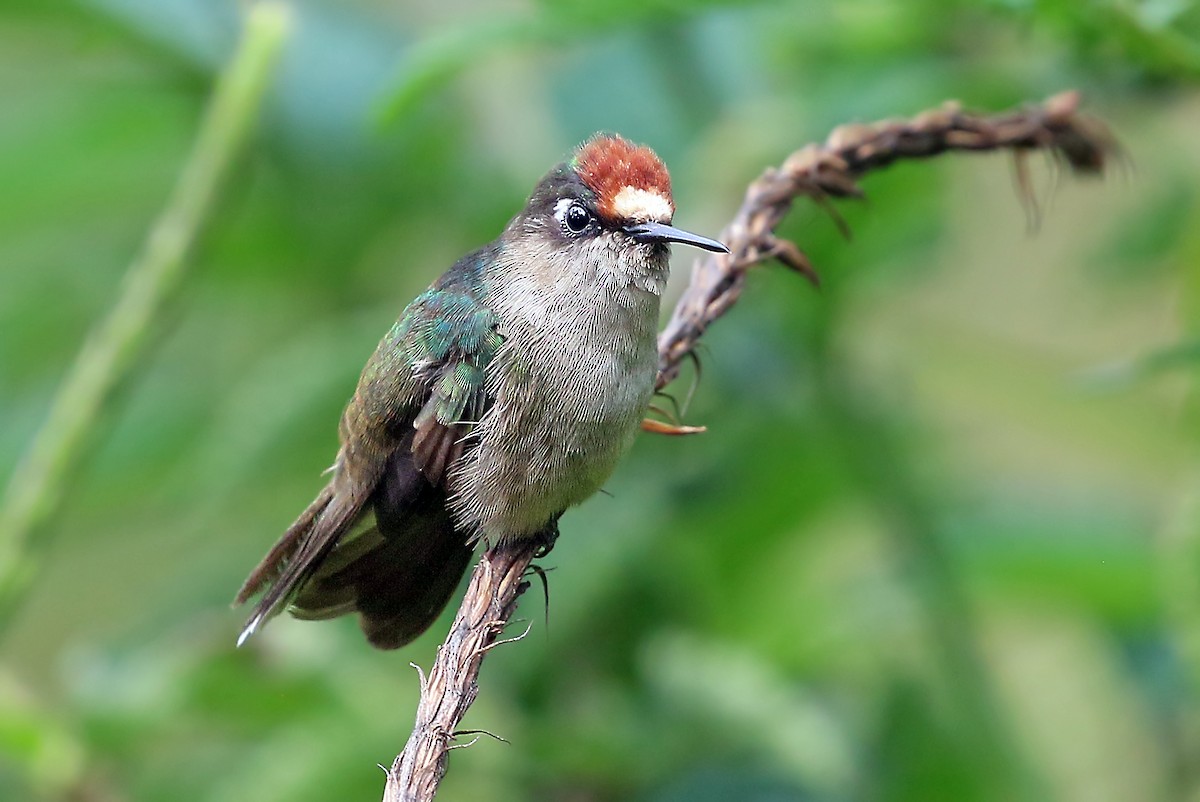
<box><xmin>1</xmin><ymin>1</ymin><xmax>1198</xmax><ymax>801</ymax></box>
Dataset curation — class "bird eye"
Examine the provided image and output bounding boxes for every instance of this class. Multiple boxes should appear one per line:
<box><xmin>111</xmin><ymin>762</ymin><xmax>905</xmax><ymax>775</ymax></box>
<box><xmin>564</xmin><ymin>203</ymin><xmax>592</xmax><ymax>234</ymax></box>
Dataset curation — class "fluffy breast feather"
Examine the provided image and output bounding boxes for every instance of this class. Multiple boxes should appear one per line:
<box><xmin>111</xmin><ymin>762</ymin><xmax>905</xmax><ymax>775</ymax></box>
<box><xmin>446</xmin><ymin>236</ymin><xmax>664</xmax><ymax>540</ymax></box>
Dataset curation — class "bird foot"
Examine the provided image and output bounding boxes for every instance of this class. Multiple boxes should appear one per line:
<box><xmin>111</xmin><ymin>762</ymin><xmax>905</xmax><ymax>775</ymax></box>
<box><xmin>532</xmin><ymin>522</ymin><xmax>560</xmax><ymax>559</ymax></box>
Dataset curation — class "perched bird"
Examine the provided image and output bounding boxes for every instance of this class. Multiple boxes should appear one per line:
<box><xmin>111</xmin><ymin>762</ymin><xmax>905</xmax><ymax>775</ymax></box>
<box><xmin>234</xmin><ymin>134</ymin><xmax>728</xmax><ymax>649</ymax></box>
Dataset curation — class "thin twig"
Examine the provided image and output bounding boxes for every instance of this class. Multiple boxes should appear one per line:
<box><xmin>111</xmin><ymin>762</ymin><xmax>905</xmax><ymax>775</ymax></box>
<box><xmin>0</xmin><ymin>2</ymin><xmax>291</xmax><ymax>620</ymax></box>
<box><xmin>381</xmin><ymin>91</ymin><xmax>1114</xmax><ymax>802</ymax></box>
<box><xmin>655</xmin><ymin>89</ymin><xmax>1111</xmax><ymax>392</ymax></box>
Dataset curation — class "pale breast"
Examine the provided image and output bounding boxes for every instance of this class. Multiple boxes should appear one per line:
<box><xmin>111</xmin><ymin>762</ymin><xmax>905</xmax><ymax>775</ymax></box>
<box><xmin>447</xmin><ymin>263</ymin><xmax>661</xmax><ymax>541</ymax></box>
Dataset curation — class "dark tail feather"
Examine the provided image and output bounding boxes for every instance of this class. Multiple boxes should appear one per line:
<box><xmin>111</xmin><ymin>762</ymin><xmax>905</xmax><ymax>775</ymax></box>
<box><xmin>293</xmin><ymin>515</ymin><xmax>474</xmax><ymax>649</ymax></box>
<box><xmin>292</xmin><ymin>440</ymin><xmax>474</xmax><ymax>649</ymax></box>
<box><xmin>359</xmin><ymin>537</ymin><xmax>474</xmax><ymax>649</ymax></box>
<box><xmin>235</xmin><ymin>486</ymin><xmax>364</xmax><ymax>646</ymax></box>
<box><xmin>234</xmin><ymin>486</ymin><xmax>333</xmax><ymax>605</ymax></box>
<box><xmin>237</xmin><ymin>433</ymin><xmax>472</xmax><ymax>649</ymax></box>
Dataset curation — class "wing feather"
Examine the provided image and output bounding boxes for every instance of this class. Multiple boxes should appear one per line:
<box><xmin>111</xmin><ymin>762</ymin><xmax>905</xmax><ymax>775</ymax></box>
<box><xmin>235</xmin><ymin>248</ymin><xmax>503</xmax><ymax>648</ymax></box>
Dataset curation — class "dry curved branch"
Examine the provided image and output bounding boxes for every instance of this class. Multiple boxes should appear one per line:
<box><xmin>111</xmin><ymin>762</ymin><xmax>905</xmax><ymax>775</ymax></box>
<box><xmin>655</xmin><ymin>89</ymin><xmax>1111</xmax><ymax>391</ymax></box>
<box><xmin>380</xmin><ymin>90</ymin><xmax>1114</xmax><ymax>802</ymax></box>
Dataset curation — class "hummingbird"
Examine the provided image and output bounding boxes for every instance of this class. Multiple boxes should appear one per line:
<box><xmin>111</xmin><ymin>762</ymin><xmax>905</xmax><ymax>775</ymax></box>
<box><xmin>234</xmin><ymin>134</ymin><xmax>728</xmax><ymax>649</ymax></box>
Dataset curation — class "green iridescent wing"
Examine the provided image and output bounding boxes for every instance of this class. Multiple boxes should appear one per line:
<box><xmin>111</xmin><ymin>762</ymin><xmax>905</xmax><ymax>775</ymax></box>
<box><xmin>394</xmin><ymin>283</ymin><xmax>503</xmax><ymax>485</ymax></box>
<box><xmin>236</xmin><ymin>250</ymin><xmax>504</xmax><ymax>648</ymax></box>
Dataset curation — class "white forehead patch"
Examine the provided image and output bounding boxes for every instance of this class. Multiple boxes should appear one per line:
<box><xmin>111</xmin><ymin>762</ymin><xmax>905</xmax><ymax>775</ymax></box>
<box><xmin>611</xmin><ymin>186</ymin><xmax>673</xmax><ymax>223</ymax></box>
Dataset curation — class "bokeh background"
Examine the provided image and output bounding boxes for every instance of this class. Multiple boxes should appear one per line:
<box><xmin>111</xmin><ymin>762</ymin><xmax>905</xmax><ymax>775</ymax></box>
<box><xmin>3</xmin><ymin>1</ymin><xmax>1200</xmax><ymax>800</ymax></box>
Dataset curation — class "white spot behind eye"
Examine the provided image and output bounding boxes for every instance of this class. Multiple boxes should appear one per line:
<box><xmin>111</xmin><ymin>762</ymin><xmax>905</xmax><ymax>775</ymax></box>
<box><xmin>611</xmin><ymin>186</ymin><xmax>673</xmax><ymax>223</ymax></box>
<box><xmin>552</xmin><ymin>198</ymin><xmax>574</xmax><ymax>223</ymax></box>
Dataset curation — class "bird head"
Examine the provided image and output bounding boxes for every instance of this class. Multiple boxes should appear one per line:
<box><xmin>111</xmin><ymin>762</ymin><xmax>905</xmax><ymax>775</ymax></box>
<box><xmin>508</xmin><ymin>135</ymin><xmax>727</xmax><ymax>292</ymax></box>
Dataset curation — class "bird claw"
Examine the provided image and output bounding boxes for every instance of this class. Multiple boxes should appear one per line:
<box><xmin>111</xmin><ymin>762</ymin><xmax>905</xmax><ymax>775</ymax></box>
<box><xmin>532</xmin><ymin>523</ymin><xmax>560</xmax><ymax>559</ymax></box>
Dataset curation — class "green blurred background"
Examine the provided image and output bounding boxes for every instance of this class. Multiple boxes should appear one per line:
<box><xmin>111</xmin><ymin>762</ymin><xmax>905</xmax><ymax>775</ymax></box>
<box><xmin>3</xmin><ymin>0</ymin><xmax>1199</xmax><ymax>800</ymax></box>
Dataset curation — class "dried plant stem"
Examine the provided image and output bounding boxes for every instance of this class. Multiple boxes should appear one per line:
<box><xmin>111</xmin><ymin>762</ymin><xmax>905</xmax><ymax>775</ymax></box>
<box><xmin>382</xmin><ymin>91</ymin><xmax>1113</xmax><ymax>801</ymax></box>
<box><xmin>656</xmin><ymin>89</ymin><xmax>1109</xmax><ymax>391</ymax></box>
<box><xmin>382</xmin><ymin>540</ymin><xmax>536</xmax><ymax>801</ymax></box>
<box><xmin>0</xmin><ymin>2</ymin><xmax>291</xmax><ymax>618</ymax></box>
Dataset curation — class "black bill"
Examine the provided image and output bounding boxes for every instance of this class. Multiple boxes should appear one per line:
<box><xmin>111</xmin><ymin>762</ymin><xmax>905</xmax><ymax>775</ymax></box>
<box><xmin>624</xmin><ymin>221</ymin><xmax>729</xmax><ymax>253</ymax></box>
